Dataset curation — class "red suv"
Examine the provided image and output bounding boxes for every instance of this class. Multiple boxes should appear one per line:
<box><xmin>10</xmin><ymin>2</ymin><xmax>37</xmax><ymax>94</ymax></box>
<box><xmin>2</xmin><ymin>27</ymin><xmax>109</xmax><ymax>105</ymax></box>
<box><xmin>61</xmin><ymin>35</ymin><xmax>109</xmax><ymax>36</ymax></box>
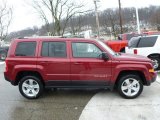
<box><xmin>4</xmin><ymin>38</ymin><xmax>157</xmax><ymax>99</ymax></box>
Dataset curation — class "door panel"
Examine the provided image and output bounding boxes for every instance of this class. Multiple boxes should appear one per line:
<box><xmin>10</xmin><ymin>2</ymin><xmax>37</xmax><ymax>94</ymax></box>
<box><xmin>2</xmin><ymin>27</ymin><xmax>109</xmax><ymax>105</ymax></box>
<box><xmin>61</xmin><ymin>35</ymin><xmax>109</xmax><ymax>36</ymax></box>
<box><xmin>70</xmin><ymin>42</ymin><xmax>112</xmax><ymax>86</ymax></box>
<box><xmin>38</xmin><ymin>41</ymin><xmax>70</xmax><ymax>85</ymax></box>
<box><xmin>39</xmin><ymin>58</ymin><xmax>70</xmax><ymax>80</ymax></box>
<box><xmin>71</xmin><ymin>58</ymin><xmax>112</xmax><ymax>82</ymax></box>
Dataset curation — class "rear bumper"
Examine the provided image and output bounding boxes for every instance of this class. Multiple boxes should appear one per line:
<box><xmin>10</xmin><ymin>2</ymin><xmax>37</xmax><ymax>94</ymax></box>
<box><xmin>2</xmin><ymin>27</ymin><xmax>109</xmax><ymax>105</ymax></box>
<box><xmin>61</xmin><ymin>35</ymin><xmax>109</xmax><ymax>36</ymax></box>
<box><xmin>4</xmin><ymin>72</ymin><xmax>16</xmax><ymax>85</ymax></box>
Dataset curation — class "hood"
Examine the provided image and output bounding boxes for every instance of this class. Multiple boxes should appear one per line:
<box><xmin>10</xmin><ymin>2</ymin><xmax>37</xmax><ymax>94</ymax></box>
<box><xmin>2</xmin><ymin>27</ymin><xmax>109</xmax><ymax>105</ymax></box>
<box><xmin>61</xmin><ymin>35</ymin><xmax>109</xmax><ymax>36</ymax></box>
<box><xmin>114</xmin><ymin>53</ymin><xmax>151</xmax><ymax>62</ymax></box>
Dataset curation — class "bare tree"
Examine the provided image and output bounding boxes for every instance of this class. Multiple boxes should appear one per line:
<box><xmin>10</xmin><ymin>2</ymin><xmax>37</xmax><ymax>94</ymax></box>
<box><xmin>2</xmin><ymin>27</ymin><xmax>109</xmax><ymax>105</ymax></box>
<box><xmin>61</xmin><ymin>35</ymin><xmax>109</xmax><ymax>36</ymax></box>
<box><xmin>30</xmin><ymin>0</ymin><xmax>86</xmax><ymax>36</ymax></box>
<box><xmin>100</xmin><ymin>9</ymin><xmax>120</xmax><ymax>39</ymax></box>
<box><xmin>0</xmin><ymin>0</ymin><xmax>12</xmax><ymax>41</ymax></box>
<box><xmin>150</xmin><ymin>7</ymin><xmax>160</xmax><ymax>31</ymax></box>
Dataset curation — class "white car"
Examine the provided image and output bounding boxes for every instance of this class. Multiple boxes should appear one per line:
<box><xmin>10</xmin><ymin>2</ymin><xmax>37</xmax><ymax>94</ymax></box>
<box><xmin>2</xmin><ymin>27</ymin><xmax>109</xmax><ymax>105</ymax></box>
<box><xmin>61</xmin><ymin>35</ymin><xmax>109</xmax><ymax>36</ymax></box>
<box><xmin>125</xmin><ymin>35</ymin><xmax>160</xmax><ymax>70</ymax></box>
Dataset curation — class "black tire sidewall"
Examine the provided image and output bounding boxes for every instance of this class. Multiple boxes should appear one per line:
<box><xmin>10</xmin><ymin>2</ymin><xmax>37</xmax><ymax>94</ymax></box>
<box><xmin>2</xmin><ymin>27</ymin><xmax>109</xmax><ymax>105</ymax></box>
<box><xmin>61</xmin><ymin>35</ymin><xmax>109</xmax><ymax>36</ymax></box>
<box><xmin>19</xmin><ymin>76</ymin><xmax>44</xmax><ymax>99</ymax></box>
<box><xmin>118</xmin><ymin>74</ymin><xmax>143</xmax><ymax>99</ymax></box>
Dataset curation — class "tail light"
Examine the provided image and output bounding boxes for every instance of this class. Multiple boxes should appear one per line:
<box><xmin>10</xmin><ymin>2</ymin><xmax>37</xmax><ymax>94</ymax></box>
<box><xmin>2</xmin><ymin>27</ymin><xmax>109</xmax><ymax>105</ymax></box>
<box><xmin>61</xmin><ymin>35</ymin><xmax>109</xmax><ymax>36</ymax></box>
<box><xmin>5</xmin><ymin>60</ymin><xmax>8</xmax><ymax>72</ymax></box>
<box><xmin>134</xmin><ymin>49</ymin><xmax>137</xmax><ymax>54</ymax></box>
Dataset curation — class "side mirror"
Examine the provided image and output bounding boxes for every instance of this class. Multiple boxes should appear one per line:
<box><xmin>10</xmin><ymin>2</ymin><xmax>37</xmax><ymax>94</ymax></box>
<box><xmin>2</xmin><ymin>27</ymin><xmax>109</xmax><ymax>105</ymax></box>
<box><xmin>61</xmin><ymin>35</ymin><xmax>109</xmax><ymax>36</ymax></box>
<box><xmin>102</xmin><ymin>52</ymin><xmax>109</xmax><ymax>61</ymax></box>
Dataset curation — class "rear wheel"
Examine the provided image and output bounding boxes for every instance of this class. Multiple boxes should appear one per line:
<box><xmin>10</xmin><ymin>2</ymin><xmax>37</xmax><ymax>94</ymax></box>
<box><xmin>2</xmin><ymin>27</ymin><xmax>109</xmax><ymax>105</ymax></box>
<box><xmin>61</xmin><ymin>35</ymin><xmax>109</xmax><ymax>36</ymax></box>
<box><xmin>19</xmin><ymin>76</ymin><xmax>44</xmax><ymax>99</ymax></box>
<box><xmin>118</xmin><ymin>74</ymin><xmax>143</xmax><ymax>99</ymax></box>
<box><xmin>0</xmin><ymin>52</ymin><xmax>7</xmax><ymax>61</ymax></box>
<box><xmin>120</xmin><ymin>48</ymin><xmax>125</xmax><ymax>53</ymax></box>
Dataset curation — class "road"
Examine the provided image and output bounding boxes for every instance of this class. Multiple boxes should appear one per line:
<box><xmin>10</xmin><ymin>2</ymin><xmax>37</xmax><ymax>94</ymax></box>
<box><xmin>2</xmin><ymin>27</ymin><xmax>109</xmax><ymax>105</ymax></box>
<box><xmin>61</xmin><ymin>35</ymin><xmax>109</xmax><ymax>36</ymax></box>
<box><xmin>80</xmin><ymin>77</ymin><xmax>160</xmax><ymax>120</ymax></box>
<box><xmin>1</xmin><ymin>61</ymin><xmax>160</xmax><ymax>120</ymax></box>
<box><xmin>0</xmin><ymin>62</ymin><xmax>96</xmax><ymax>120</ymax></box>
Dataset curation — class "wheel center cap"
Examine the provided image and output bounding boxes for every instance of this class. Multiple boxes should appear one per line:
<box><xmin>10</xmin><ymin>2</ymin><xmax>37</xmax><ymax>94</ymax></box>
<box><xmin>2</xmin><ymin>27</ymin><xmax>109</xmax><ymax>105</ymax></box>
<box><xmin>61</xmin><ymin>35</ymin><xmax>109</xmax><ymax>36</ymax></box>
<box><xmin>128</xmin><ymin>85</ymin><xmax>132</xmax><ymax>89</ymax></box>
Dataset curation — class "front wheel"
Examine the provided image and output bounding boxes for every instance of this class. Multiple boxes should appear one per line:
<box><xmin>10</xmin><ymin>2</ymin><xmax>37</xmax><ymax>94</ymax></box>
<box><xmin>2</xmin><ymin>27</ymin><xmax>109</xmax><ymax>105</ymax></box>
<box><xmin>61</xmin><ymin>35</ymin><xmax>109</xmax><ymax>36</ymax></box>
<box><xmin>118</xmin><ymin>74</ymin><xmax>143</xmax><ymax>99</ymax></box>
<box><xmin>150</xmin><ymin>57</ymin><xmax>160</xmax><ymax>71</ymax></box>
<box><xmin>19</xmin><ymin>76</ymin><xmax>44</xmax><ymax>99</ymax></box>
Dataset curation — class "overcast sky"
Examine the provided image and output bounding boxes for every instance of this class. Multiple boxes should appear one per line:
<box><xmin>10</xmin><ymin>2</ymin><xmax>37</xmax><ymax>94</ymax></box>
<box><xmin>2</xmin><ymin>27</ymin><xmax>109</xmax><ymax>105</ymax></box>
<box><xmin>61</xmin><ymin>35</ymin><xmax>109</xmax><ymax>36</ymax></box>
<box><xmin>3</xmin><ymin>0</ymin><xmax>160</xmax><ymax>32</ymax></box>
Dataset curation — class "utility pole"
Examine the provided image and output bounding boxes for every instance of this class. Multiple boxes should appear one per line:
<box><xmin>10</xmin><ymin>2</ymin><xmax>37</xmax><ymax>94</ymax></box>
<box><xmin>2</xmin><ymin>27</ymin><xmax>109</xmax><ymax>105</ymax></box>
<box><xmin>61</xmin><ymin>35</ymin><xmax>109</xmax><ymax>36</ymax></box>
<box><xmin>118</xmin><ymin>0</ymin><xmax>123</xmax><ymax>34</ymax></box>
<box><xmin>93</xmin><ymin>0</ymin><xmax>100</xmax><ymax>38</ymax></box>
<box><xmin>135</xmin><ymin>6</ymin><xmax>141</xmax><ymax>34</ymax></box>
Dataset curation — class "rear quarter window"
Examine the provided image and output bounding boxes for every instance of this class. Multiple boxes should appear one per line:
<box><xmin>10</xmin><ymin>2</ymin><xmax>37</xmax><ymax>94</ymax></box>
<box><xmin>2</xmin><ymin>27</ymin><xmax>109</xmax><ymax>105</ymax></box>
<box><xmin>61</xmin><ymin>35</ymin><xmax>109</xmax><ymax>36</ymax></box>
<box><xmin>15</xmin><ymin>42</ymin><xmax>36</xmax><ymax>56</ymax></box>
<box><xmin>128</xmin><ymin>37</ymin><xmax>140</xmax><ymax>48</ymax></box>
<box><xmin>137</xmin><ymin>36</ymin><xmax>158</xmax><ymax>48</ymax></box>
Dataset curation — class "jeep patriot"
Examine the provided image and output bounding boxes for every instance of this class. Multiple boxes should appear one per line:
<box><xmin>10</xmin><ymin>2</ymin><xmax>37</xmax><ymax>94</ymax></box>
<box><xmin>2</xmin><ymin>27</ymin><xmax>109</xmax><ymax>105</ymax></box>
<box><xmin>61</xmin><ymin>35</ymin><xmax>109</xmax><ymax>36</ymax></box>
<box><xmin>4</xmin><ymin>38</ymin><xmax>157</xmax><ymax>99</ymax></box>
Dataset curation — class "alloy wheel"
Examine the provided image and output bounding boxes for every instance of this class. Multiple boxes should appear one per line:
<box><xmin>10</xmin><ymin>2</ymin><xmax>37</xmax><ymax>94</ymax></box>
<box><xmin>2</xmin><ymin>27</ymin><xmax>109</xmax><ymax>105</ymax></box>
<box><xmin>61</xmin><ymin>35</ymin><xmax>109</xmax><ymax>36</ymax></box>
<box><xmin>121</xmin><ymin>78</ymin><xmax>140</xmax><ymax>97</ymax></box>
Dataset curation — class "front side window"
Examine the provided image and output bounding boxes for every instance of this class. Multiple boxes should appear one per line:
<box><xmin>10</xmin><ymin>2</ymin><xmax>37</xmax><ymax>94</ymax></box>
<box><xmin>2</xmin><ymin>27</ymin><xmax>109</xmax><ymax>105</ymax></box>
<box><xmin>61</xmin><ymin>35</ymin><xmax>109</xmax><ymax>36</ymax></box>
<box><xmin>72</xmin><ymin>42</ymin><xmax>102</xmax><ymax>58</ymax></box>
<box><xmin>15</xmin><ymin>42</ymin><xmax>36</xmax><ymax>56</ymax></box>
<box><xmin>41</xmin><ymin>41</ymin><xmax>66</xmax><ymax>58</ymax></box>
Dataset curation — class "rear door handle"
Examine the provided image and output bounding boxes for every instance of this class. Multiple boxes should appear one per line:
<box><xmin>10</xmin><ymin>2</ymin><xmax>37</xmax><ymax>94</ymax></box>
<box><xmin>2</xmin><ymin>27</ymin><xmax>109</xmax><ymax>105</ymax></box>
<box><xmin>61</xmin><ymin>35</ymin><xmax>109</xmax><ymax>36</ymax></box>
<box><xmin>40</xmin><ymin>61</ymin><xmax>48</xmax><ymax>63</ymax></box>
<box><xmin>74</xmin><ymin>62</ymin><xmax>83</xmax><ymax>65</ymax></box>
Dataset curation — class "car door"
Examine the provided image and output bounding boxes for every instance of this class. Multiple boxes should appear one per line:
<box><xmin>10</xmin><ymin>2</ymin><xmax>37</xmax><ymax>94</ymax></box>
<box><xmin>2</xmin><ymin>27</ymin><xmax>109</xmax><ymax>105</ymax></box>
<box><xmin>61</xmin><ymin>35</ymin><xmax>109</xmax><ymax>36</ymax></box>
<box><xmin>38</xmin><ymin>40</ymin><xmax>70</xmax><ymax>86</ymax></box>
<box><xmin>70</xmin><ymin>41</ymin><xmax>112</xmax><ymax>86</ymax></box>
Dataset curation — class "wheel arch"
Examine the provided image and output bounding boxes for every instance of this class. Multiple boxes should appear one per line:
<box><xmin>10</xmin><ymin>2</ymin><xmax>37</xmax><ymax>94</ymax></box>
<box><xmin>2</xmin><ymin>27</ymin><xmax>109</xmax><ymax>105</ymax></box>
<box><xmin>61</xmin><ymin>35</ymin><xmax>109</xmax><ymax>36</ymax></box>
<box><xmin>115</xmin><ymin>70</ymin><xmax>147</xmax><ymax>87</ymax></box>
<box><xmin>147</xmin><ymin>53</ymin><xmax>160</xmax><ymax>58</ymax></box>
<box><xmin>15</xmin><ymin>71</ymin><xmax>44</xmax><ymax>85</ymax></box>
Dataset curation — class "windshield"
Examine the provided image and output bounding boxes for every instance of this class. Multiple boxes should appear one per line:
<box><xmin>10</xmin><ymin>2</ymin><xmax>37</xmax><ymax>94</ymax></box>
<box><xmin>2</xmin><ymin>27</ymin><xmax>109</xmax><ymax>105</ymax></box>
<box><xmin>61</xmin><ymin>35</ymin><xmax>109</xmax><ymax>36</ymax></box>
<box><xmin>97</xmin><ymin>40</ymin><xmax>116</xmax><ymax>56</ymax></box>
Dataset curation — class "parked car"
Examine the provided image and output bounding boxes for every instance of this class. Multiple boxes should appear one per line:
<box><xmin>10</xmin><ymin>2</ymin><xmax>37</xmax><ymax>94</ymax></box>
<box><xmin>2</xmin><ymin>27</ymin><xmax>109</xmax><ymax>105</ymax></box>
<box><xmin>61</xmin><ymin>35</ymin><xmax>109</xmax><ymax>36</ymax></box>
<box><xmin>0</xmin><ymin>46</ymin><xmax>9</xmax><ymax>61</ymax></box>
<box><xmin>104</xmin><ymin>33</ymin><xmax>141</xmax><ymax>52</ymax></box>
<box><xmin>125</xmin><ymin>35</ymin><xmax>160</xmax><ymax>70</ymax></box>
<box><xmin>4</xmin><ymin>37</ymin><xmax>156</xmax><ymax>99</ymax></box>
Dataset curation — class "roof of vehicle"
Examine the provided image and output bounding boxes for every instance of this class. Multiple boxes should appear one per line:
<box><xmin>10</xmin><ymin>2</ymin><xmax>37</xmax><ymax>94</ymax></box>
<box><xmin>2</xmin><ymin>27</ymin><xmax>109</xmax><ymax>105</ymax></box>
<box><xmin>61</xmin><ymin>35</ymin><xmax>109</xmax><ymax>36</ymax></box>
<box><xmin>141</xmin><ymin>35</ymin><xmax>160</xmax><ymax>37</ymax></box>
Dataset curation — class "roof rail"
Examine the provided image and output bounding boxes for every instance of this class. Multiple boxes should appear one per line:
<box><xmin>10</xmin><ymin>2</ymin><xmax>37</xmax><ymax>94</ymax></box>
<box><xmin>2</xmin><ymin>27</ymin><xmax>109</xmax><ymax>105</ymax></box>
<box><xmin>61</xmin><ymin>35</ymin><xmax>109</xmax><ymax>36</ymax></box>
<box><xmin>31</xmin><ymin>36</ymin><xmax>65</xmax><ymax>38</ymax></box>
<box><xmin>18</xmin><ymin>36</ymin><xmax>65</xmax><ymax>39</ymax></box>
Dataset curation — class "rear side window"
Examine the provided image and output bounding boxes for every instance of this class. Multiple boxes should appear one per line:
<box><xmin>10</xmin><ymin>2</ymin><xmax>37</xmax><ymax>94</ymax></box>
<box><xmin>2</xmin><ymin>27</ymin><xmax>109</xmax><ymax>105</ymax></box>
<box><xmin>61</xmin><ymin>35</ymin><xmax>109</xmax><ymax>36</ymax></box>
<box><xmin>41</xmin><ymin>41</ymin><xmax>66</xmax><ymax>58</ymax></box>
<box><xmin>15</xmin><ymin>42</ymin><xmax>36</xmax><ymax>56</ymax></box>
<box><xmin>137</xmin><ymin>36</ymin><xmax>157</xmax><ymax>48</ymax></box>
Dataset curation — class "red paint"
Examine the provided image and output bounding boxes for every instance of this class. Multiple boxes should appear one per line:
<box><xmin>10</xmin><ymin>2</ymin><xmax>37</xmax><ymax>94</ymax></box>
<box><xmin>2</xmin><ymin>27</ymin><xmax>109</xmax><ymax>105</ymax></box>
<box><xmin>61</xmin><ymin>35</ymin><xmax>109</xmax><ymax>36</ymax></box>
<box><xmin>4</xmin><ymin>38</ymin><xmax>156</xmax><ymax>87</ymax></box>
<box><xmin>104</xmin><ymin>40</ymin><xmax>128</xmax><ymax>52</ymax></box>
<box><xmin>134</xmin><ymin>49</ymin><xmax>138</xmax><ymax>54</ymax></box>
<box><xmin>104</xmin><ymin>33</ymin><xmax>140</xmax><ymax>52</ymax></box>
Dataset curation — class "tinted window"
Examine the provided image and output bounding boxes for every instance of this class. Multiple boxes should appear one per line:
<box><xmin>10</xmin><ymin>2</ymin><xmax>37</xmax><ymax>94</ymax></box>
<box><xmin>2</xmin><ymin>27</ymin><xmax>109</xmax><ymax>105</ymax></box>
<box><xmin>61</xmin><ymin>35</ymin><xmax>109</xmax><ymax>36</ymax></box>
<box><xmin>41</xmin><ymin>41</ymin><xmax>66</xmax><ymax>57</ymax></box>
<box><xmin>15</xmin><ymin>42</ymin><xmax>36</xmax><ymax>56</ymax></box>
<box><xmin>137</xmin><ymin>36</ymin><xmax>157</xmax><ymax>48</ymax></box>
<box><xmin>128</xmin><ymin>37</ymin><xmax>141</xmax><ymax>48</ymax></box>
<box><xmin>41</xmin><ymin>42</ymin><xmax>49</xmax><ymax>57</ymax></box>
<box><xmin>72</xmin><ymin>42</ymin><xmax>102</xmax><ymax>58</ymax></box>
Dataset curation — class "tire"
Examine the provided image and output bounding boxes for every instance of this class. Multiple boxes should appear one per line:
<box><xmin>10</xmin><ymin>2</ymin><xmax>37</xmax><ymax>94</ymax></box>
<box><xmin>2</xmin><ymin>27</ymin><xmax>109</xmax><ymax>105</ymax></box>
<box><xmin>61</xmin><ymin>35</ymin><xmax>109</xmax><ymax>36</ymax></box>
<box><xmin>19</xmin><ymin>76</ymin><xmax>44</xmax><ymax>99</ymax></box>
<box><xmin>120</xmin><ymin>48</ymin><xmax>125</xmax><ymax>53</ymax></box>
<box><xmin>117</xmin><ymin>74</ymin><xmax>143</xmax><ymax>99</ymax></box>
<box><xmin>150</xmin><ymin>57</ymin><xmax>160</xmax><ymax>71</ymax></box>
<box><xmin>0</xmin><ymin>52</ymin><xmax>7</xmax><ymax>61</ymax></box>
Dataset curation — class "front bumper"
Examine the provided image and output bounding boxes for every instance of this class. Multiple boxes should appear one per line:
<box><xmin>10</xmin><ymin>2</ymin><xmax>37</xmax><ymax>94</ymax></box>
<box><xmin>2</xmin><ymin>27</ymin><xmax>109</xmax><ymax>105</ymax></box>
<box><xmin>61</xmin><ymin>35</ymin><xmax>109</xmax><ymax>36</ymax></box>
<box><xmin>146</xmin><ymin>72</ymin><xmax>157</xmax><ymax>86</ymax></box>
